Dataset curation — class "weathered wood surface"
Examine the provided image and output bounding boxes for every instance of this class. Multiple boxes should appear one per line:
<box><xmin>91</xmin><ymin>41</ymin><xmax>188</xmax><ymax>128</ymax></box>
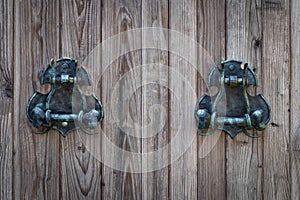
<box><xmin>291</xmin><ymin>0</ymin><xmax>300</xmax><ymax>199</ymax></box>
<box><xmin>13</xmin><ymin>0</ymin><xmax>60</xmax><ymax>199</ymax></box>
<box><xmin>0</xmin><ymin>0</ymin><xmax>13</xmax><ymax>199</ymax></box>
<box><xmin>141</xmin><ymin>0</ymin><xmax>169</xmax><ymax>199</ymax></box>
<box><xmin>262</xmin><ymin>0</ymin><xmax>291</xmax><ymax>199</ymax></box>
<box><xmin>0</xmin><ymin>0</ymin><xmax>299</xmax><ymax>199</ymax></box>
<box><xmin>59</xmin><ymin>0</ymin><xmax>103</xmax><ymax>199</ymax></box>
<box><xmin>101</xmin><ymin>0</ymin><xmax>142</xmax><ymax>199</ymax></box>
<box><xmin>226</xmin><ymin>0</ymin><xmax>263</xmax><ymax>199</ymax></box>
<box><xmin>169</xmin><ymin>0</ymin><xmax>198</xmax><ymax>199</ymax></box>
<box><xmin>197</xmin><ymin>0</ymin><xmax>226</xmax><ymax>199</ymax></box>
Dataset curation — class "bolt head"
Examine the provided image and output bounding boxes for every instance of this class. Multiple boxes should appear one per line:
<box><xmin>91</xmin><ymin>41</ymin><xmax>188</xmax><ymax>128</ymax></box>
<box><xmin>229</xmin><ymin>64</ymin><xmax>235</xmax><ymax>71</ymax></box>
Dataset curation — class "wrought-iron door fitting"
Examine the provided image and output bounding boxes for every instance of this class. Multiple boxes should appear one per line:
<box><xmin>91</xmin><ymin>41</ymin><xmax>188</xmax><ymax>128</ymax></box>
<box><xmin>26</xmin><ymin>57</ymin><xmax>104</xmax><ymax>136</ymax></box>
<box><xmin>195</xmin><ymin>59</ymin><xmax>270</xmax><ymax>138</ymax></box>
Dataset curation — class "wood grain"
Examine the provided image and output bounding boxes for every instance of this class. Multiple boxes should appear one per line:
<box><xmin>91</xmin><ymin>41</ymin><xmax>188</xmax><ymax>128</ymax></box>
<box><xmin>291</xmin><ymin>0</ymin><xmax>300</xmax><ymax>198</ymax></box>
<box><xmin>262</xmin><ymin>0</ymin><xmax>290</xmax><ymax>199</ymax></box>
<box><xmin>0</xmin><ymin>1</ymin><xmax>13</xmax><ymax>199</ymax></box>
<box><xmin>0</xmin><ymin>0</ymin><xmax>298</xmax><ymax>199</ymax></box>
<box><xmin>226</xmin><ymin>0</ymin><xmax>263</xmax><ymax>199</ymax></box>
<box><xmin>197</xmin><ymin>0</ymin><xmax>226</xmax><ymax>199</ymax></box>
<box><xmin>13</xmin><ymin>0</ymin><xmax>61</xmax><ymax>199</ymax></box>
<box><xmin>141</xmin><ymin>0</ymin><xmax>169</xmax><ymax>199</ymax></box>
<box><xmin>59</xmin><ymin>0</ymin><xmax>102</xmax><ymax>199</ymax></box>
<box><xmin>169</xmin><ymin>0</ymin><xmax>198</xmax><ymax>199</ymax></box>
<box><xmin>101</xmin><ymin>0</ymin><xmax>142</xmax><ymax>199</ymax></box>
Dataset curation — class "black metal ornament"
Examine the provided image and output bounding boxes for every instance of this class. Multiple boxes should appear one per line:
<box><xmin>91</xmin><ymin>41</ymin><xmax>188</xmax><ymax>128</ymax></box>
<box><xmin>26</xmin><ymin>57</ymin><xmax>104</xmax><ymax>136</ymax></box>
<box><xmin>195</xmin><ymin>59</ymin><xmax>271</xmax><ymax>138</ymax></box>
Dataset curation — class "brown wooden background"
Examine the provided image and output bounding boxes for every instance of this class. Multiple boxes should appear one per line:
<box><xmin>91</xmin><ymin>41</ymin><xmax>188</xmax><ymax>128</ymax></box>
<box><xmin>1</xmin><ymin>0</ymin><xmax>300</xmax><ymax>199</ymax></box>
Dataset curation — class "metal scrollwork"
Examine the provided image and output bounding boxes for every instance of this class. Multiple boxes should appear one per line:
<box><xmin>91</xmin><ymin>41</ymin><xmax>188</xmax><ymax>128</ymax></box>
<box><xmin>26</xmin><ymin>57</ymin><xmax>104</xmax><ymax>136</ymax></box>
<box><xmin>195</xmin><ymin>59</ymin><xmax>271</xmax><ymax>138</ymax></box>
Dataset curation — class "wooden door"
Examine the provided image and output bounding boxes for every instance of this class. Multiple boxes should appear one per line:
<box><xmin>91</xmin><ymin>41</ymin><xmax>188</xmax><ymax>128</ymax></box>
<box><xmin>0</xmin><ymin>0</ymin><xmax>299</xmax><ymax>199</ymax></box>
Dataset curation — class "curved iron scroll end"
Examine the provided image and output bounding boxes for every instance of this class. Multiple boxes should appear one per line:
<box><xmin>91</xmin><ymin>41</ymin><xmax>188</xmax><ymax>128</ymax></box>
<box><xmin>56</xmin><ymin>57</ymin><xmax>75</xmax><ymax>62</ymax></box>
<box><xmin>35</xmin><ymin>126</ymin><xmax>52</xmax><ymax>135</ymax></box>
<box><xmin>26</xmin><ymin>92</ymin><xmax>36</xmax><ymax>125</ymax></box>
<box><xmin>40</xmin><ymin>64</ymin><xmax>53</xmax><ymax>84</ymax></box>
<box><xmin>197</xmin><ymin>129</ymin><xmax>215</xmax><ymax>137</ymax></box>
<box><xmin>93</xmin><ymin>94</ymin><xmax>105</xmax><ymax>122</ymax></box>
<box><xmin>221</xmin><ymin>58</ymin><xmax>242</xmax><ymax>65</ymax></box>
<box><xmin>258</xmin><ymin>94</ymin><xmax>271</xmax><ymax>125</ymax></box>
<box><xmin>78</xmin><ymin>66</ymin><xmax>92</xmax><ymax>85</ymax></box>
<box><xmin>243</xmin><ymin>129</ymin><xmax>261</xmax><ymax>138</ymax></box>
<box><xmin>208</xmin><ymin>67</ymin><xmax>220</xmax><ymax>87</ymax></box>
<box><xmin>244</xmin><ymin>64</ymin><xmax>258</xmax><ymax>86</ymax></box>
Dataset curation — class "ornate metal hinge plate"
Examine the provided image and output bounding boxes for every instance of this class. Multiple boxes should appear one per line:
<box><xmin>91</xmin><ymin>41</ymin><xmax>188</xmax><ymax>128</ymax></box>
<box><xmin>195</xmin><ymin>59</ymin><xmax>271</xmax><ymax>138</ymax></box>
<box><xmin>26</xmin><ymin>57</ymin><xmax>104</xmax><ymax>136</ymax></box>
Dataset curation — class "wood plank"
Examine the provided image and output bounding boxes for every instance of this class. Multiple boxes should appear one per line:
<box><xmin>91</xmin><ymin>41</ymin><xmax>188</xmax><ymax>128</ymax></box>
<box><xmin>261</xmin><ymin>0</ymin><xmax>290</xmax><ymax>199</ymax></box>
<box><xmin>291</xmin><ymin>0</ymin><xmax>300</xmax><ymax>198</ymax></box>
<box><xmin>169</xmin><ymin>0</ymin><xmax>198</xmax><ymax>199</ymax></box>
<box><xmin>0</xmin><ymin>0</ymin><xmax>13</xmax><ymax>199</ymax></box>
<box><xmin>197</xmin><ymin>0</ymin><xmax>226</xmax><ymax>199</ymax></box>
<box><xmin>225</xmin><ymin>0</ymin><xmax>264</xmax><ymax>199</ymax></box>
<box><xmin>101</xmin><ymin>0</ymin><xmax>142</xmax><ymax>199</ymax></box>
<box><xmin>141</xmin><ymin>0</ymin><xmax>169</xmax><ymax>199</ymax></box>
<box><xmin>0</xmin><ymin>101</ymin><xmax>12</xmax><ymax>199</ymax></box>
<box><xmin>13</xmin><ymin>0</ymin><xmax>61</xmax><ymax>199</ymax></box>
<box><xmin>59</xmin><ymin>0</ymin><xmax>102</xmax><ymax>199</ymax></box>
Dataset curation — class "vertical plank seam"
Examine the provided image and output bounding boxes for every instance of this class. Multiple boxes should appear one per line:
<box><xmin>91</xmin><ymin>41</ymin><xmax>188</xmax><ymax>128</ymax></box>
<box><xmin>195</xmin><ymin>0</ymin><xmax>199</xmax><ymax>199</ymax></box>
<box><xmin>288</xmin><ymin>0</ymin><xmax>292</xmax><ymax>199</ymax></box>
<box><xmin>140</xmin><ymin>1</ymin><xmax>143</xmax><ymax>200</ymax></box>
<box><xmin>29</xmin><ymin>0</ymin><xmax>34</xmax><ymax>90</ymax></box>
<box><xmin>253</xmin><ymin>0</ymin><xmax>264</xmax><ymax>196</ymax></box>
<box><xmin>260</xmin><ymin>1</ymin><xmax>265</xmax><ymax>199</ymax></box>
<box><xmin>58</xmin><ymin>0</ymin><xmax>62</xmax><ymax>58</ymax></box>
<box><xmin>262</xmin><ymin>1</ymin><xmax>291</xmax><ymax>198</ymax></box>
<box><xmin>99</xmin><ymin>1</ymin><xmax>103</xmax><ymax>199</ymax></box>
<box><xmin>140</xmin><ymin>1</ymin><xmax>143</xmax><ymax>197</ymax></box>
<box><xmin>58</xmin><ymin>1</ymin><xmax>62</xmax><ymax>199</ymax></box>
<box><xmin>100</xmin><ymin>1</ymin><xmax>104</xmax><ymax>199</ymax></box>
<box><xmin>167</xmin><ymin>0</ymin><xmax>171</xmax><ymax>199</ymax></box>
<box><xmin>11</xmin><ymin>0</ymin><xmax>15</xmax><ymax>198</ymax></box>
<box><xmin>224</xmin><ymin>0</ymin><xmax>228</xmax><ymax>199</ymax></box>
<box><xmin>287</xmin><ymin>0</ymin><xmax>292</xmax><ymax>196</ymax></box>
